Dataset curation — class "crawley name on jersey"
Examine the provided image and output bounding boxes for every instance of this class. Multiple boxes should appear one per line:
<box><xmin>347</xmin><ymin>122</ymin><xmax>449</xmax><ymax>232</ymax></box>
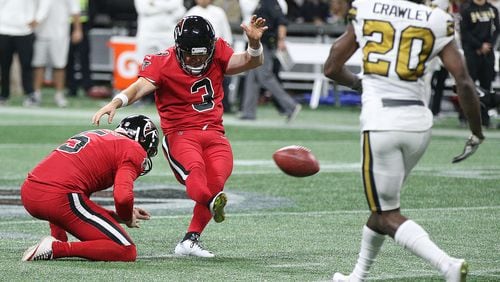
<box><xmin>350</xmin><ymin>0</ymin><xmax>454</xmax><ymax>131</ymax></box>
<box><xmin>139</xmin><ymin>38</ymin><xmax>234</xmax><ymax>135</ymax></box>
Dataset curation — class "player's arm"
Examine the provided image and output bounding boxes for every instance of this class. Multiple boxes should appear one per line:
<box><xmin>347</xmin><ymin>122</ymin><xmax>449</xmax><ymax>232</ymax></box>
<box><xmin>70</xmin><ymin>13</ymin><xmax>83</xmax><ymax>44</ymax></box>
<box><xmin>440</xmin><ymin>40</ymin><xmax>484</xmax><ymax>140</ymax></box>
<box><xmin>491</xmin><ymin>7</ymin><xmax>500</xmax><ymax>46</ymax></box>
<box><xmin>69</xmin><ymin>0</ymin><xmax>83</xmax><ymax>44</ymax></box>
<box><xmin>92</xmin><ymin>77</ymin><xmax>156</xmax><ymax>125</ymax></box>
<box><xmin>225</xmin><ymin>15</ymin><xmax>267</xmax><ymax>75</ymax></box>
<box><xmin>113</xmin><ymin>159</ymin><xmax>150</xmax><ymax>228</ymax></box>
<box><xmin>323</xmin><ymin>24</ymin><xmax>362</xmax><ymax>92</ymax></box>
<box><xmin>439</xmin><ymin>40</ymin><xmax>485</xmax><ymax>162</ymax></box>
<box><xmin>113</xmin><ymin>166</ymin><xmax>136</xmax><ymax>223</ymax></box>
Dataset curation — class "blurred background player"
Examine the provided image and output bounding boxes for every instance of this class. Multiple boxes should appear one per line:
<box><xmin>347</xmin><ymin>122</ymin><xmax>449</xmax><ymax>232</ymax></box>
<box><xmin>92</xmin><ymin>15</ymin><xmax>267</xmax><ymax>257</ymax></box>
<box><xmin>134</xmin><ymin>0</ymin><xmax>185</xmax><ymax>59</ymax></box>
<box><xmin>21</xmin><ymin>115</ymin><xmax>159</xmax><ymax>262</ymax></box>
<box><xmin>31</xmin><ymin>0</ymin><xmax>82</xmax><ymax>107</ymax></box>
<box><xmin>0</xmin><ymin>0</ymin><xmax>49</xmax><ymax>106</ymax></box>
<box><xmin>134</xmin><ymin>0</ymin><xmax>186</xmax><ymax>104</ymax></box>
<box><xmin>324</xmin><ymin>0</ymin><xmax>484</xmax><ymax>281</ymax></box>
<box><xmin>240</xmin><ymin>0</ymin><xmax>302</xmax><ymax>122</ymax></box>
<box><xmin>460</xmin><ymin>0</ymin><xmax>499</xmax><ymax>127</ymax></box>
<box><xmin>299</xmin><ymin>0</ymin><xmax>330</xmax><ymax>25</ymax></box>
<box><xmin>66</xmin><ymin>0</ymin><xmax>94</xmax><ymax>98</ymax></box>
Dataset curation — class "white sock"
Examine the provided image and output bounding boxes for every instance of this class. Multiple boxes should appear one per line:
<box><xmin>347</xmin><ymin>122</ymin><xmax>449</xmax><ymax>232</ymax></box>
<box><xmin>350</xmin><ymin>225</ymin><xmax>386</xmax><ymax>282</ymax></box>
<box><xmin>394</xmin><ymin>220</ymin><xmax>451</xmax><ymax>274</ymax></box>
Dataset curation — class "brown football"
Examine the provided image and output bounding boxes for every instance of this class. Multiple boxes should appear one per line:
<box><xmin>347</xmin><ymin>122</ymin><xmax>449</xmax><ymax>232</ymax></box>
<box><xmin>272</xmin><ymin>145</ymin><xmax>320</xmax><ymax>177</ymax></box>
<box><xmin>87</xmin><ymin>86</ymin><xmax>112</xmax><ymax>99</ymax></box>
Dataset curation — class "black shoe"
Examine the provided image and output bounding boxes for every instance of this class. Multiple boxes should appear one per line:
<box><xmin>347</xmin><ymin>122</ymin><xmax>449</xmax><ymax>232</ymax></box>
<box><xmin>239</xmin><ymin>116</ymin><xmax>256</xmax><ymax>120</ymax></box>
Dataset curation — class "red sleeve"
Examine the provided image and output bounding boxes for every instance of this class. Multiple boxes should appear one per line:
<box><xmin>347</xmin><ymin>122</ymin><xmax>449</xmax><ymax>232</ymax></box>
<box><xmin>113</xmin><ymin>145</ymin><xmax>147</xmax><ymax>222</ymax></box>
<box><xmin>138</xmin><ymin>53</ymin><xmax>164</xmax><ymax>85</ymax></box>
<box><xmin>215</xmin><ymin>38</ymin><xmax>234</xmax><ymax>72</ymax></box>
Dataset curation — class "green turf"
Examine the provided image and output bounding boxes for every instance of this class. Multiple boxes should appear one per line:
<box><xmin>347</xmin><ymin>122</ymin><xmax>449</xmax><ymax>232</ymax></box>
<box><xmin>0</xmin><ymin>91</ymin><xmax>499</xmax><ymax>281</ymax></box>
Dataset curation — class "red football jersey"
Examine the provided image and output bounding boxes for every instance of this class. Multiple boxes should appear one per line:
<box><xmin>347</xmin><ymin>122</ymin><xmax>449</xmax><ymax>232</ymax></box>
<box><xmin>139</xmin><ymin>38</ymin><xmax>234</xmax><ymax>135</ymax></box>
<box><xmin>26</xmin><ymin>129</ymin><xmax>147</xmax><ymax>220</ymax></box>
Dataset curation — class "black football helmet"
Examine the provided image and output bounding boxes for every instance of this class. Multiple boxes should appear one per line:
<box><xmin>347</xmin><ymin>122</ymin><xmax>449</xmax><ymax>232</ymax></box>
<box><xmin>116</xmin><ymin>115</ymin><xmax>159</xmax><ymax>176</ymax></box>
<box><xmin>174</xmin><ymin>15</ymin><xmax>216</xmax><ymax>76</ymax></box>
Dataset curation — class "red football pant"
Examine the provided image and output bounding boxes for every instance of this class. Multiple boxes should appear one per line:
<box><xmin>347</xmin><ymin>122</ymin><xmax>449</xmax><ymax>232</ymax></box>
<box><xmin>162</xmin><ymin>130</ymin><xmax>233</xmax><ymax>233</ymax></box>
<box><xmin>21</xmin><ymin>182</ymin><xmax>136</xmax><ymax>261</ymax></box>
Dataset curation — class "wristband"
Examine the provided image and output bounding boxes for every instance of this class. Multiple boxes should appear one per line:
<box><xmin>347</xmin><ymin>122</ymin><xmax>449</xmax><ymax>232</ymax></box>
<box><xmin>113</xmin><ymin>93</ymin><xmax>128</xmax><ymax>107</ymax></box>
<box><xmin>247</xmin><ymin>44</ymin><xmax>263</xmax><ymax>57</ymax></box>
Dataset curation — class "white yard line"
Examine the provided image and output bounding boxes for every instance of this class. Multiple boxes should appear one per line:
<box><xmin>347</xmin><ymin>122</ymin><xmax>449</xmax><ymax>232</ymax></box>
<box><xmin>2</xmin><ymin>205</ymin><xmax>499</xmax><ymax>225</ymax></box>
<box><xmin>2</xmin><ymin>106</ymin><xmax>500</xmax><ymax>138</ymax></box>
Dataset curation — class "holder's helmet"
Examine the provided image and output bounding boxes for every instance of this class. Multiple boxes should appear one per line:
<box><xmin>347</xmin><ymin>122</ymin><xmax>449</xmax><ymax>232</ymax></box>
<box><xmin>116</xmin><ymin>115</ymin><xmax>159</xmax><ymax>175</ymax></box>
<box><xmin>174</xmin><ymin>16</ymin><xmax>216</xmax><ymax>76</ymax></box>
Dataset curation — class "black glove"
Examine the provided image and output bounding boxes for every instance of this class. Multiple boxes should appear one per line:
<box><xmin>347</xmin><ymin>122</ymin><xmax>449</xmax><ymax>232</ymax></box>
<box><xmin>452</xmin><ymin>135</ymin><xmax>483</xmax><ymax>163</ymax></box>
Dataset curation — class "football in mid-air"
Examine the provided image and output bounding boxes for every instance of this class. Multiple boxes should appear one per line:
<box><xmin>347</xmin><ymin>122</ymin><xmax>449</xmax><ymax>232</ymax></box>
<box><xmin>87</xmin><ymin>86</ymin><xmax>112</xmax><ymax>99</ymax></box>
<box><xmin>272</xmin><ymin>145</ymin><xmax>320</xmax><ymax>177</ymax></box>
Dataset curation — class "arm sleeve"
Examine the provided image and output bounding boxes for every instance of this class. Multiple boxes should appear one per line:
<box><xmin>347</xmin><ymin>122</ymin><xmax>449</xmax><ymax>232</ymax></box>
<box><xmin>69</xmin><ymin>0</ymin><xmax>81</xmax><ymax>15</ymax></box>
<box><xmin>113</xmin><ymin>147</ymin><xmax>145</xmax><ymax>222</ymax></box>
<box><xmin>490</xmin><ymin>6</ymin><xmax>500</xmax><ymax>45</ymax></box>
<box><xmin>34</xmin><ymin>0</ymin><xmax>52</xmax><ymax>23</ymax></box>
<box><xmin>216</xmin><ymin>38</ymin><xmax>234</xmax><ymax>72</ymax></box>
<box><xmin>274</xmin><ymin>1</ymin><xmax>289</xmax><ymax>26</ymax></box>
<box><xmin>138</xmin><ymin>54</ymin><xmax>162</xmax><ymax>85</ymax></box>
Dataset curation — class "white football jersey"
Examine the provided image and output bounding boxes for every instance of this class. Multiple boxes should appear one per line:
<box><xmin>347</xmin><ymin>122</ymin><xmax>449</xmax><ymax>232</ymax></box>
<box><xmin>350</xmin><ymin>0</ymin><xmax>454</xmax><ymax>131</ymax></box>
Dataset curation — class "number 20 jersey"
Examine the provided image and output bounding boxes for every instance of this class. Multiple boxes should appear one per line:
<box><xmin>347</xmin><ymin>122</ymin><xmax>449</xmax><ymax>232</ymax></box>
<box><xmin>350</xmin><ymin>0</ymin><xmax>454</xmax><ymax>131</ymax></box>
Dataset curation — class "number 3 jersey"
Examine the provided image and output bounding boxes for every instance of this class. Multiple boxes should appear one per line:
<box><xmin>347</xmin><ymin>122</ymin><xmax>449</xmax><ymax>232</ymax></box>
<box><xmin>139</xmin><ymin>38</ymin><xmax>234</xmax><ymax>135</ymax></box>
<box><xmin>350</xmin><ymin>0</ymin><xmax>454</xmax><ymax>131</ymax></box>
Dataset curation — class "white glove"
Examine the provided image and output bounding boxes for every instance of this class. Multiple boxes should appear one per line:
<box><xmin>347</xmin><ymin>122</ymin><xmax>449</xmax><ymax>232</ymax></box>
<box><xmin>452</xmin><ymin>135</ymin><xmax>483</xmax><ymax>163</ymax></box>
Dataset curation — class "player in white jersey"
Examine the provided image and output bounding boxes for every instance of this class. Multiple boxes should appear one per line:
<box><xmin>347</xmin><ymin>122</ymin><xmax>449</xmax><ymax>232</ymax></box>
<box><xmin>324</xmin><ymin>0</ymin><xmax>485</xmax><ymax>281</ymax></box>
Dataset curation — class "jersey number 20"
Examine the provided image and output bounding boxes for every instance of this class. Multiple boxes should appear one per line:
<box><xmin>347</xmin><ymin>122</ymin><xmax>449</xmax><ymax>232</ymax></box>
<box><xmin>362</xmin><ymin>20</ymin><xmax>434</xmax><ymax>81</ymax></box>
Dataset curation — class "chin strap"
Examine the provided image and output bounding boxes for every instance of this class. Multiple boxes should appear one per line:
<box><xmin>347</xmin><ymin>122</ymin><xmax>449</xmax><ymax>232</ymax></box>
<box><xmin>140</xmin><ymin>157</ymin><xmax>153</xmax><ymax>176</ymax></box>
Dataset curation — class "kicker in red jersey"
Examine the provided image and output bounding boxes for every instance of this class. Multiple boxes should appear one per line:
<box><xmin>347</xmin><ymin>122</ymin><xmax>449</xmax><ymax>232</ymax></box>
<box><xmin>138</xmin><ymin>38</ymin><xmax>234</xmax><ymax>135</ymax></box>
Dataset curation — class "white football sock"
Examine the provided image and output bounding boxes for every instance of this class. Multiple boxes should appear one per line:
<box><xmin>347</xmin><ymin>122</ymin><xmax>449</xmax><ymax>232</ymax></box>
<box><xmin>394</xmin><ymin>220</ymin><xmax>452</xmax><ymax>274</ymax></box>
<box><xmin>350</xmin><ymin>225</ymin><xmax>386</xmax><ymax>282</ymax></box>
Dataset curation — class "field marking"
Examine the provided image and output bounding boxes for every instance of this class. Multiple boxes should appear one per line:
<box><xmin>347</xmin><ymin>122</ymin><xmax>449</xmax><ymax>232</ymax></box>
<box><xmin>138</xmin><ymin>254</ymin><xmax>182</xmax><ymax>259</ymax></box>
<box><xmin>2</xmin><ymin>205</ymin><xmax>499</xmax><ymax>225</ymax></box>
<box><xmin>3</xmin><ymin>106</ymin><xmax>500</xmax><ymax>139</ymax></box>
<box><xmin>363</xmin><ymin>270</ymin><xmax>500</xmax><ymax>281</ymax></box>
<box><xmin>139</xmin><ymin>256</ymin><xmax>500</xmax><ymax>281</ymax></box>
<box><xmin>267</xmin><ymin>262</ymin><xmax>324</xmax><ymax>268</ymax></box>
<box><xmin>2</xmin><ymin>162</ymin><xmax>500</xmax><ymax>180</ymax></box>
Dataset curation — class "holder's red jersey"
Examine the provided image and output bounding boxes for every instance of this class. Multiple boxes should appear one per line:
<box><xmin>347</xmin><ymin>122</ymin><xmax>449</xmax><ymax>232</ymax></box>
<box><xmin>138</xmin><ymin>38</ymin><xmax>234</xmax><ymax>135</ymax></box>
<box><xmin>26</xmin><ymin>129</ymin><xmax>147</xmax><ymax>221</ymax></box>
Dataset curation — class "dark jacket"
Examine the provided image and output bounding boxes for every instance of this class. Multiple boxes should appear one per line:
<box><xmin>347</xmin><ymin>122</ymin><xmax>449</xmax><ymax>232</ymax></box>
<box><xmin>254</xmin><ymin>0</ymin><xmax>288</xmax><ymax>49</ymax></box>
<box><xmin>460</xmin><ymin>0</ymin><xmax>500</xmax><ymax>52</ymax></box>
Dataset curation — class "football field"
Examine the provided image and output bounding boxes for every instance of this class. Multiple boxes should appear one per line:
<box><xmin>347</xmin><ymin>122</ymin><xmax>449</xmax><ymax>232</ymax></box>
<box><xmin>0</xmin><ymin>95</ymin><xmax>499</xmax><ymax>281</ymax></box>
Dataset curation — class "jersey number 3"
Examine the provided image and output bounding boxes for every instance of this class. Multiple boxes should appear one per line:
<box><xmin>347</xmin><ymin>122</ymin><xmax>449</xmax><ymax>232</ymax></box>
<box><xmin>191</xmin><ymin>78</ymin><xmax>215</xmax><ymax>112</ymax></box>
<box><xmin>362</xmin><ymin>20</ymin><xmax>434</xmax><ymax>81</ymax></box>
